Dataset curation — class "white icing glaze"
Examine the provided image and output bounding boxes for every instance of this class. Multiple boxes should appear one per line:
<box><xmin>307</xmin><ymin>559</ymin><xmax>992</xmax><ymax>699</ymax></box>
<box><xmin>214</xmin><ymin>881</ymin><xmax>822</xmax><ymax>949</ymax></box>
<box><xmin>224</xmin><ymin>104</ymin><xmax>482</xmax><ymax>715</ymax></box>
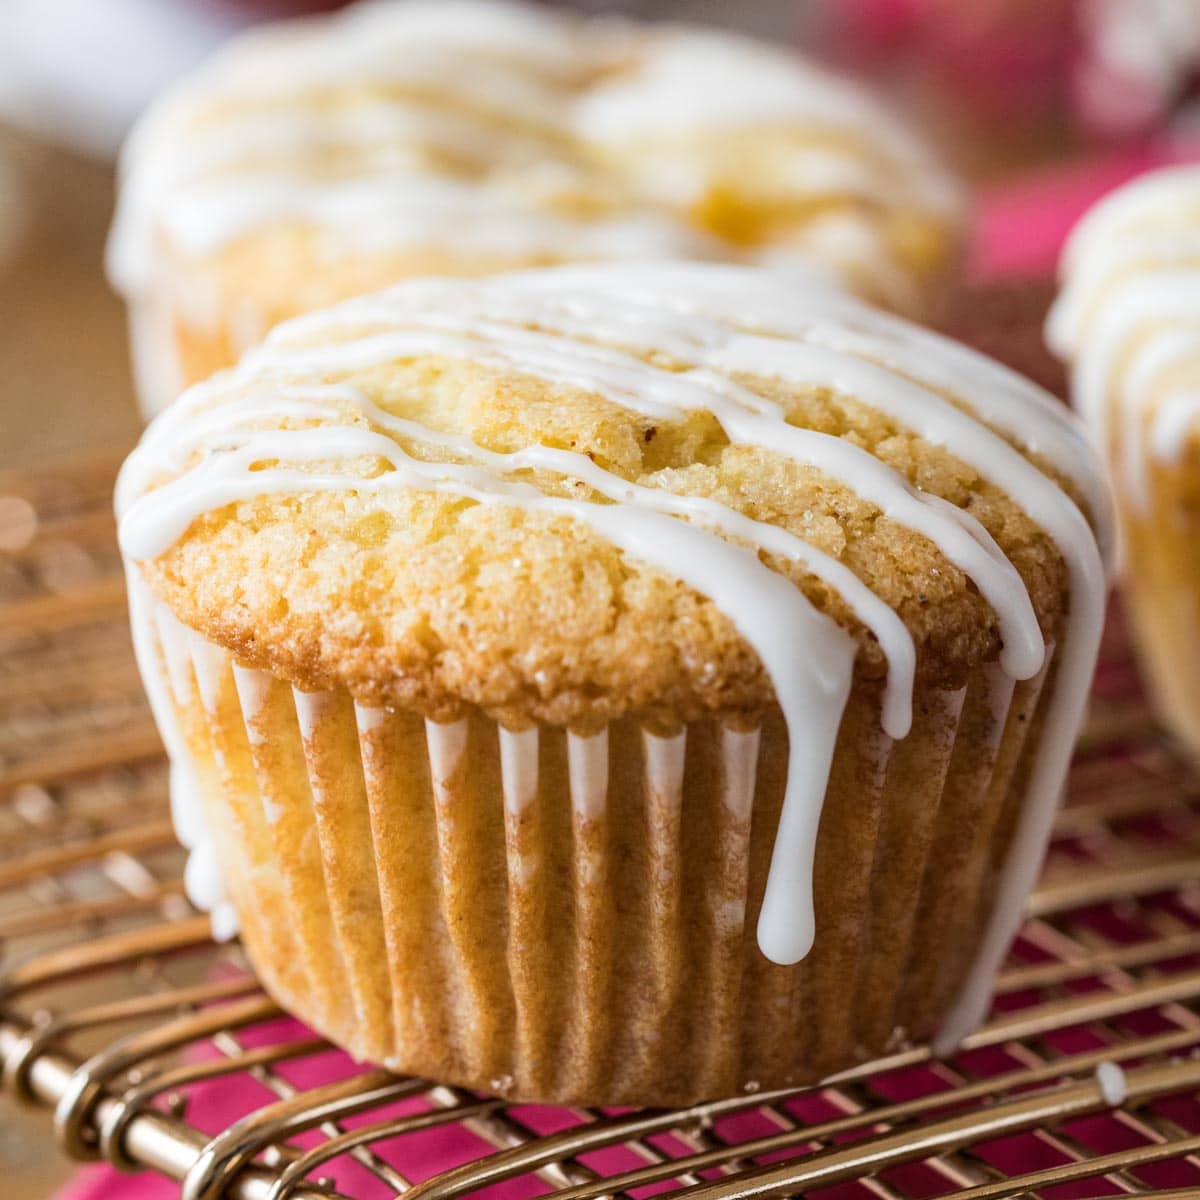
<box><xmin>144</xmin><ymin>172</ymin><xmax>722</xmax><ymax>274</ymax></box>
<box><xmin>572</xmin><ymin>26</ymin><xmax>957</xmax><ymax>220</ymax></box>
<box><xmin>498</xmin><ymin>263</ymin><xmax>1110</xmax><ymax>535</ymax></box>
<box><xmin>1048</xmin><ymin>165</ymin><xmax>1200</xmax><ymax>511</ymax></box>
<box><xmin>107</xmin><ymin>0</ymin><xmax>961</xmax><ymax>348</ymax></box>
<box><xmin>1149</xmin><ymin>390</ymin><xmax>1200</xmax><ymax>459</ymax></box>
<box><xmin>118</xmin><ymin>262</ymin><xmax>1108</xmax><ymax>1023</ymax></box>
<box><xmin>1095</xmin><ymin>1060</ymin><xmax>1128</xmax><ymax>1107</ymax></box>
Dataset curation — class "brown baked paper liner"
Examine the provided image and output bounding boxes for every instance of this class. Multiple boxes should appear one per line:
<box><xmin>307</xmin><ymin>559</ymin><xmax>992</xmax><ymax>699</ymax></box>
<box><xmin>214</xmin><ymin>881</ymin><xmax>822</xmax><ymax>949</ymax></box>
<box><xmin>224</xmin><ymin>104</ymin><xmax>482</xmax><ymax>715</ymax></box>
<box><xmin>146</xmin><ymin>597</ymin><xmax>1055</xmax><ymax>1106</ymax></box>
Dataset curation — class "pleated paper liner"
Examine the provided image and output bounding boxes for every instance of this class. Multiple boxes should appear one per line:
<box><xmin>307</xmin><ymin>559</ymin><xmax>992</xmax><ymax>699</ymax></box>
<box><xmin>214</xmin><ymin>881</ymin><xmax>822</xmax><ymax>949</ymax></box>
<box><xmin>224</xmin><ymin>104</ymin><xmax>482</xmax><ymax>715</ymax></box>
<box><xmin>145</xmin><ymin>592</ymin><xmax>1056</xmax><ymax>1107</ymax></box>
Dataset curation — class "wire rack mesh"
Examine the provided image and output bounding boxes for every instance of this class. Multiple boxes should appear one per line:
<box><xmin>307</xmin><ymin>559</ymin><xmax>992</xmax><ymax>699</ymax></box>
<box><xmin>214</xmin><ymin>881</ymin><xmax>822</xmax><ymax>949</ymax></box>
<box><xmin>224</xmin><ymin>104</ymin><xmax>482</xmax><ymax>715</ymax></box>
<box><xmin>5</xmin><ymin>443</ymin><xmax>1200</xmax><ymax>1200</ymax></box>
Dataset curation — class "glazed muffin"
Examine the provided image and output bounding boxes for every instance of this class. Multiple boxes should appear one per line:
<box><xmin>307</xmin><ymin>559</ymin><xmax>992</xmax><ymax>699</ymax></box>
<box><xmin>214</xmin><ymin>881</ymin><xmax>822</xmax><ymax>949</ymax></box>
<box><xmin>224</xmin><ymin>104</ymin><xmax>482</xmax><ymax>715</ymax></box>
<box><xmin>107</xmin><ymin>0</ymin><xmax>964</xmax><ymax>418</ymax></box>
<box><xmin>117</xmin><ymin>262</ymin><xmax>1109</xmax><ymax>1104</ymax></box>
<box><xmin>1048</xmin><ymin>165</ymin><xmax>1200</xmax><ymax>758</ymax></box>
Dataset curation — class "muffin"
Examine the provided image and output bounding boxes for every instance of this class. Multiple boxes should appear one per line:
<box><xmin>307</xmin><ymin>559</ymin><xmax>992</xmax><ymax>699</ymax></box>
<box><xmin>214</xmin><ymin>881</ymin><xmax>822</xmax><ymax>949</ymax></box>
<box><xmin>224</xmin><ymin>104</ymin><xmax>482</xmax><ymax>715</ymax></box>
<box><xmin>117</xmin><ymin>261</ymin><xmax>1110</xmax><ymax>1104</ymax></box>
<box><xmin>106</xmin><ymin>0</ymin><xmax>964</xmax><ymax>418</ymax></box>
<box><xmin>1047</xmin><ymin>165</ymin><xmax>1200</xmax><ymax>758</ymax></box>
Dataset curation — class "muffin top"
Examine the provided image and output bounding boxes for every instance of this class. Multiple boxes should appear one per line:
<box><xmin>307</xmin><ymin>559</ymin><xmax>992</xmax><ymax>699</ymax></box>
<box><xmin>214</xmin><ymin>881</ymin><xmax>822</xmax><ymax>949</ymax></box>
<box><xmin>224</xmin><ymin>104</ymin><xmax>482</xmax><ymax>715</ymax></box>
<box><xmin>119</xmin><ymin>262</ymin><xmax>1110</xmax><ymax>734</ymax></box>
<box><xmin>1047</xmin><ymin>165</ymin><xmax>1200</xmax><ymax>508</ymax></box>
<box><xmin>107</xmin><ymin>0</ymin><xmax>963</xmax><ymax>332</ymax></box>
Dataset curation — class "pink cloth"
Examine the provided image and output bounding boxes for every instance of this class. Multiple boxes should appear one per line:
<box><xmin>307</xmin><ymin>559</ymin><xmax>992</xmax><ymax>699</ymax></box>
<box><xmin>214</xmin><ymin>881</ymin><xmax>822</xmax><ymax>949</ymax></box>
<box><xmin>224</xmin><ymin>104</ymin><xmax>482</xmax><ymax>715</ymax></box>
<box><xmin>972</xmin><ymin>139</ymin><xmax>1200</xmax><ymax>280</ymax></box>
<box><xmin>57</xmin><ymin>138</ymin><xmax>1200</xmax><ymax>1200</ymax></box>
<box><xmin>833</xmin><ymin>0</ymin><xmax>1199</xmax><ymax>138</ymax></box>
<box><xmin>833</xmin><ymin>0</ymin><xmax>1076</xmax><ymax>123</ymax></box>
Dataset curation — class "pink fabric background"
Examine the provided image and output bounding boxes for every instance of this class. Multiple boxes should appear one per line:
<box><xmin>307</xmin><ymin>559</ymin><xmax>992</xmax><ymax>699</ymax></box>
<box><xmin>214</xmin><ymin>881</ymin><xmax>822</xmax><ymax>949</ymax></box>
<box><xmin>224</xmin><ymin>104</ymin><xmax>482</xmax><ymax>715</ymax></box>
<box><xmin>971</xmin><ymin>141</ymin><xmax>1200</xmax><ymax>280</ymax></box>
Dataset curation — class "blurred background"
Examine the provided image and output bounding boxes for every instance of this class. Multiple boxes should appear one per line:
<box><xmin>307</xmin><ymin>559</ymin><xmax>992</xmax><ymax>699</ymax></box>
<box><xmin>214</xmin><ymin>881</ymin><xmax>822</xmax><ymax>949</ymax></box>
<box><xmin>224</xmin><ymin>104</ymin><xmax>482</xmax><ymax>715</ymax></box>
<box><xmin>1</xmin><ymin>1</ymin><xmax>1200</xmax><ymax>1194</ymax></box>
<box><xmin>3</xmin><ymin>0</ymin><xmax>1200</xmax><ymax>468</ymax></box>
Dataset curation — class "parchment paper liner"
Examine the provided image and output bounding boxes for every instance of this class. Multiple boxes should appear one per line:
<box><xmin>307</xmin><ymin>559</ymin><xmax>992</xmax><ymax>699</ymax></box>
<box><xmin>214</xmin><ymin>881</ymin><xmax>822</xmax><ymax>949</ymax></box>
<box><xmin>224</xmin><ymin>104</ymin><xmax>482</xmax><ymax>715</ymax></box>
<box><xmin>147</xmin><ymin>599</ymin><xmax>1053</xmax><ymax>1106</ymax></box>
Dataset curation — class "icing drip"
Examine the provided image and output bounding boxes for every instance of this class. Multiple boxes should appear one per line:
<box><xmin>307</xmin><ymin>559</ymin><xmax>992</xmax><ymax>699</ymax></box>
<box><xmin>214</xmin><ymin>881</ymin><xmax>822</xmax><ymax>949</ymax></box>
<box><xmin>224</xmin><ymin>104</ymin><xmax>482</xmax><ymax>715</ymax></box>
<box><xmin>118</xmin><ymin>262</ymin><xmax>1109</xmax><ymax>1021</ymax></box>
<box><xmin>107</xmin><ymin>0</ymin><xmax>961</xmax><ymax>322</ymax></box>
<box><xmin>1048</xmin><ymin>165</ymin><xmax>1200</xmax><ymax>511</ymax></box>
<box><xmin>1095</xmin><ymin>1060</ymin><xmax>1128</xmax><ymax>1108</ymax></box>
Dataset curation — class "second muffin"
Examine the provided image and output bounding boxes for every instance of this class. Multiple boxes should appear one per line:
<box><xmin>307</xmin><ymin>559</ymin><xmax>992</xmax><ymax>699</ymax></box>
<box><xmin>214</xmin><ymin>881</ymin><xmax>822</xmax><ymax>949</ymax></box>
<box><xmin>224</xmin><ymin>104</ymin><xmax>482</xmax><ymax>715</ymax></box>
<box><xmin>107</xmin><ymin>0</ymin><xmax>964</xmax><ymax>417</ymax></box>
<box><xmin>118</xmin><ymin>262</ymin><xmax>1110</xmax><ymax>1104</ymax></box>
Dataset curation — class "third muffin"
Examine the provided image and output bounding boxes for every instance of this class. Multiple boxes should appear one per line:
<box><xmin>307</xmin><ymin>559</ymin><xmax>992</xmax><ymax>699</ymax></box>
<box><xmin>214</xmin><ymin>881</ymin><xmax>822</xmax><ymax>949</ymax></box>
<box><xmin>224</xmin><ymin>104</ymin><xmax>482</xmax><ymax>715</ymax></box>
<box><xmin>1048</xmin><ymin>165</ymin><xmax>1200</xmax><ymax>758</ymax></box>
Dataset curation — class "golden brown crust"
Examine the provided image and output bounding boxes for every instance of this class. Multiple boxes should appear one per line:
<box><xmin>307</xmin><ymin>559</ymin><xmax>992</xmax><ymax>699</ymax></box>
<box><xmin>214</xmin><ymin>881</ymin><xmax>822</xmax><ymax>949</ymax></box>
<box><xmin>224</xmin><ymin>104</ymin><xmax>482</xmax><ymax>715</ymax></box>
<box><xmin>137</xmin><ymin>342</ymin><xmax>1077</xmax><ymax>732</ymax></box>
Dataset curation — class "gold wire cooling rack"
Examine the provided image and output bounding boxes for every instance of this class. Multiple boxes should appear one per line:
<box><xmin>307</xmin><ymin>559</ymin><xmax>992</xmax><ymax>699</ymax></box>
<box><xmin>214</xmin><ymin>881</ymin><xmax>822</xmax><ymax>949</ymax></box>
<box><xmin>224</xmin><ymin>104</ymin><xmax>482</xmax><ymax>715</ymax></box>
<box><xmin>6</xmin><ymin>446</ymin><xmax>1200</xmax><ymax>1200</ymax></box>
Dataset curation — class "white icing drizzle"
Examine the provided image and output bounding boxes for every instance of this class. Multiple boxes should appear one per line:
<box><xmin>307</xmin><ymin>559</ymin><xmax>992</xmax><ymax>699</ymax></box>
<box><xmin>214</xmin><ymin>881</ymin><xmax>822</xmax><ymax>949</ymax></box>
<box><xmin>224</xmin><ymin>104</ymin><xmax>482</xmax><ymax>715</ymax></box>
<box><xmin>1095</xmin><ymin>1060</ymin><xmax>1128</xmax><ymax>1108</ymax></box>
<box><xmin>1149</xmin><ymin>391</ymin><xmax>1200</xmax><ymax>460</ymax></box>
<box><xmin>117</xmin><ymin>263</ymin><xmax>1109</xmax><ymax>1021</ymax></box>
<box><xmin>1048</xmin><ymin>165</ymin><xmax>1200</xmax><ymax>511</ymax></box>
<box><xmin>107</xmin><ymin>0</ymin><xmax>960</xmax><ymax>327</ymax></box>
<box><xmin>494</xmin><ymin>263</ymin><xmax>1111</xmax><ymax>540</ymax></box>
<box><xmin>123</xmin><ymin>371</ymin><xmax>920</xmax><ymax>733</ymax></box>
